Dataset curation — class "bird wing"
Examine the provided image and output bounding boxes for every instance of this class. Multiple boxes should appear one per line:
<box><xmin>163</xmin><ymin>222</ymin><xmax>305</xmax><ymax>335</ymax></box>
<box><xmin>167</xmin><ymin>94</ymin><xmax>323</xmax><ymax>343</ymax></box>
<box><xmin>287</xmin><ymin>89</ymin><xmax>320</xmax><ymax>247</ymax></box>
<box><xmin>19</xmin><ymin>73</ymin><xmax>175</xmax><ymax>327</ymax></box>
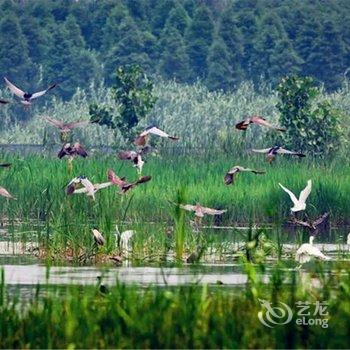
<box><xmin>118</xmin><ymin>150</ymin><xmax>138</xmax><ymax>161</ymax></box>
<box><xmin>0</xmin><ymin>99</ymin><xmax>10</xmax><ymax>104</ymax></box>
<box><xmin>134</xmin><ymin>175</ymin><xmax>151</xmax><ymax>185</ymax></box>
<box><xmin>94</xmin><ymin>182</ymin><xmax>113</xmax><ymax>190</ymax></box>
<box><xmin>73</xmin><ymin>143</ymin><xmax>88</xmax><ymax>157</ymax></box>
<box><xmin>4</xmin><ymin>77</ymin><xmax>25</xmax><ymax>98</ymax></box>
<box><xmin>251</xmin><ymin>148</ymin><xmax>271</xmax><ymax>154</ymax></box>
<box><xmin>73</xmin><ymin>187</ymin><xmax>88</xmax><ymax>194</ymax></box>
<box><xmin>107</xmin><ymin>169</ymin><xmax>125</xmax><ymax>186</ymax></box>
<box><xmin>0</xmin><ymin>163</ymin><xmax>11</xmax><ymax>168</ymax></box>
<box><xmin>145</xmin><ymin>126</ymin><xmax>178</xmax><ymax>140</ymax></box>
<box><xmin>180</xmin><ymin>204</ymin><xmax>197</xmax><ymax>212</ymax></box>
<box><xmin>239</xmin><ymin>167</ymin><xmax>265</xmax><ymax>174</ymax></box>
<box><xmin>251</xmin><ymin>116</ymin><xmax>286</xmax><ymax>131</ymax></box>
<box><xmin>81</xmin><ymin>178</ymin><xmax>95</xmax><ymax>195</ymax></box>
<box><xmin>279</xmin><ymin>183</ymin><xmax>299</xmax><ymax>205</ymax></box>
<box><xmin>277</xmin><ymin>148</ymin><xmax>304</xmax><ymax>156</ymax></box>
<box><xmin>31</xmin><ymin>84</ymin><xmax>57</xmax><ymax>99</ymax></box>
<box><xmin>235</xmin><ymin>118</ymin><xmax>250</xmax><ymax>130</ymax></box>
<box><xmin>299</xmin><ymin>180</ymin><xmax>312</xmax><ymax>203</ymax></box>
<box><xmin>65</xmin><ymin>120</ymin><xmax>90</xmax><ymax>129</ymax></box>
<box><xmin>313</xmin><ymin>212</ymin><xmax>329</xmax><ymax>227</ymax></box>
<box><xmin>0</xmin><ymin>186</ymin><xmax>15</xmax><ymax>199</ymax></box>
<box><xmin>44</xmin><ymin>116</ymin><xmax>65</xmax><ymax>129</ymax></box>
<box><xmin>202</xmin><ymin>207</ymin><xmax>227</xmax><ymax>216</ymax></box>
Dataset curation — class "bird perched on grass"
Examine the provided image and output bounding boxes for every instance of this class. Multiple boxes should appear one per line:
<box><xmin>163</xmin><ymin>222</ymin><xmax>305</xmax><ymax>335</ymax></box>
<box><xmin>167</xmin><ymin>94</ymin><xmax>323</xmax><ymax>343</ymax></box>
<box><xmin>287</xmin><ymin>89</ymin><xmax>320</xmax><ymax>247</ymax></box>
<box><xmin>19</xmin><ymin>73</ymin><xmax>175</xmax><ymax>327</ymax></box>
<box><xmin>288</xmin><ymin>212</ymin><xmax>329</xmax><ymax>233</ymax></box>
<box><xmin>279</xmin><ymin>180</ymin><xmax>312</xmax><ymax>212</ymax></box>
<box><xmin>224</xmin><ymin>166</ymin><xmax>265</xmax><ymax>185</ymax></box>
<box><xmin>115</xmin><ymin>225</ymin><xmax>135</xmax><ymax>258</ymax></box>
<box><xmin>252</xmin><ymin>146</ymin><xmax>305</xmax><ymax>163</ymax></box>
<box><xmin>180</xmin><ymin>203</ymin><xmax>227</xmax><ymax>225</ymax></box>
<box><xmin>107</xmin><ymin>169</ymin><xmax>151</xmax><ymax>194</ymax></box>
<box><xmin>66</xmin><ymin>175</ymin><xmax>112</xmax><ymax>200</ymax></box>
<box><xmin>0</xmin><ymin>186</ymin><xmax>15</xmax><ymax>199</ymax></box>
<box><xmin>0</xmin><ymin>99</ymin><xmax>9</xmax><ymax>104</ymax></box>
<box><xmin>4</xmin><ymin>77</ymin><xmax>56</xmax><ymax>106</ymax></box>
<box><xmin>235</xmin><ymin>115</ymin><xmax>285</xmax><ymax>132</ymax></box>
<box><xmin>44</xmin><ymin>116</ymin><xmax>89</xmax><ymax>141</ymax></box>
<box><xmin>92</xmin><ymin>229</ymin><xmax>105</xmax><ymax>246</ymax></box>
<box><xmin>134</xmin><ymin>126</ymin><xmax>179</xmax><ymax>147</ymax></box>
<box><xmin>118</xmin><ymin>146</ymin><xmax>152</xmax><ymax>175</ymax></box>
<box><xmin>295</xmin><ymin>235</ymin><xmax>331</xmax><ymax>264</ymax></box>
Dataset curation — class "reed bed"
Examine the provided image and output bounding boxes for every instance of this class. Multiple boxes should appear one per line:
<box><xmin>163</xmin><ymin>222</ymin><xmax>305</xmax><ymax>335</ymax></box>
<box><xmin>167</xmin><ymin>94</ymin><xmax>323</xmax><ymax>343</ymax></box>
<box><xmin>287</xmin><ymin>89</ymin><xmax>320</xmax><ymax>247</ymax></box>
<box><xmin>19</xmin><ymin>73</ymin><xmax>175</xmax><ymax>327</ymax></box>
<box><xmin>0</xmin><ymin>264</ymin><xmax>349</xmax><ymax>349</ymax></box>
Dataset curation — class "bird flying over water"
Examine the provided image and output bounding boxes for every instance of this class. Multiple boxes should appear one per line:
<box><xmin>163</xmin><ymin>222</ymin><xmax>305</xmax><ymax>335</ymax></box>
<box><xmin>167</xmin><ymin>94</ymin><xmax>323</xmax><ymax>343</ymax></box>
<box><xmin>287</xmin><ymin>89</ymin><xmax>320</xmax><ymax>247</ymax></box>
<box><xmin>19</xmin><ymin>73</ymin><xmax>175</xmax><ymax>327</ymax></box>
<box><xmin>252</xmin><ymin>146</ymin><xmax>305</xmax><ymax>163</ymax></box>
<box><xmin>180</xmin><ymin>203</ymin><xmax>227</xmax><ymax>219</ymax></box>
<box><xmin>44</xmin><ymin>116</ymin><xmax>89</xmax><ymax>137</ymax></box>
<box><xmin>134</xmin><ymin>126</ymin><xmax>179</xmax><ymax>147</ymax></box>
<box><xmin>235</xmin><ymin>115</ymin><xmax>285</xmax><ymax>132</ymax></box>
<box><xmin>107</xmin><ymin>169</ymin><xmax>151</xmax><ymax>194</ymax></box>
<box><xmin>0</xmin><ymin>186</ymin><xmax>15</xmax><ymax>199</ymax></box>
<box><xmin>295</xmin><ymin>235</ymin><xmax>331</xmax><ymax>264</ymax></box>
<box><xmin>279</xmin><ymin>179</ymin><xmax>312</xmax><ymax>212</ymax></box>
<box><xmin>4</xmin><ymin>77</ymin><xmax>57</xmax><ymax>106</ymax></box>
<box><xmin>224</xmin><ymin>166</ymin><xmax>265</xmax><ymax>185</ymax></box>
<box><xmin>66</xmin><ymin>175</ymin><xmax>112</xmax><ymax>200</ymax></box>
<box><xmin>58</xmin><ymin>142</ymin><xmax>88</xmax><ymax>160</ymax></box>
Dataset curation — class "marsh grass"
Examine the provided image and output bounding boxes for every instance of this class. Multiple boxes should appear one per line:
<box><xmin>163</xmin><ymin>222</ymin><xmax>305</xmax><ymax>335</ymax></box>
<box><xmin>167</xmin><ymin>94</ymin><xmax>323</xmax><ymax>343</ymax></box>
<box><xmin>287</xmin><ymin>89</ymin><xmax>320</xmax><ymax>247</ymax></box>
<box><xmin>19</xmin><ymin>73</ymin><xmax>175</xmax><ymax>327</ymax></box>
<box><xmin>0</xmin><ymin>264</ymin><xmax>350</xmax><ymax>349</ymax></box>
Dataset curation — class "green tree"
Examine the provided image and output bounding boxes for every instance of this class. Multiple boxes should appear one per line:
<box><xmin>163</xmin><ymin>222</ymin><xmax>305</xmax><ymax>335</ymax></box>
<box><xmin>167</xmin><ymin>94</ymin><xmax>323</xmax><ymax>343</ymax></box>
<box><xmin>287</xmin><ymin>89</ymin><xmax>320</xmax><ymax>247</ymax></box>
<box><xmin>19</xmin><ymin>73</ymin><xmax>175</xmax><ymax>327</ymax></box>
<box><xmin>184</xmin><ymin>4</ymin><xmax>214</xmax><ymax>81</ymax></box>
<box><xmin>277</xmin><ymin>76</ymin><xmax>343</xmax><ymax>158</ymax></box>
<box><xmin>159</xmin><ymin>25</ymin><xmax>190</xmax><ymax>82</ymax></box>
<box><xmin>90</xmin><ymin>65</ymin><xmax>157</xmax><ymax>142</ymax></box>
<box><xmin>165</xmin><ymin>3</ymin><xmax>190</xmax><ymax>35</ymax></box>
<box><xmin>206</xmin><ymin>37</ymin><xmax>234</xmax><ymax>91</ymax></box>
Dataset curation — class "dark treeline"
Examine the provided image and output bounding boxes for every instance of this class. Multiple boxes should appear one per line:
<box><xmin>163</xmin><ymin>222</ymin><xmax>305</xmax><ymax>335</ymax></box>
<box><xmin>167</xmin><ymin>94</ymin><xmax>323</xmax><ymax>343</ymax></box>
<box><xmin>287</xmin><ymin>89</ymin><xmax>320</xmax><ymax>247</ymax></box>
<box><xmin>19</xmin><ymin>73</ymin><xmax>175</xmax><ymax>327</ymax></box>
<box><xmin>0</xmin><ymin>0</ymin><xmax>350</xmax><ymax>100</ymax></box>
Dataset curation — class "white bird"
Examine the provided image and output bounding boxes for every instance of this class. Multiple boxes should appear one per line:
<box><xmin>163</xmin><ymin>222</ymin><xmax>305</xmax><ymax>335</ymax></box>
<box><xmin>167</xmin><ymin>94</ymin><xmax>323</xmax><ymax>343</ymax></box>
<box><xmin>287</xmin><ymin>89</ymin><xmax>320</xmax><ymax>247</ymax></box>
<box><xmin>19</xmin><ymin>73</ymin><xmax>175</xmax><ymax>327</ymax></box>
<box><xmin>134</xmin><ymin>126</ymin><xmax>179</xmax><ymax>146</ymax></box>
<box><xmin>115</xmin><ymin>225</ymin><xmax>135</xmax><ymax>257</ymax></box>
<box><xmin>92</xmin><ymin>229</ymin><xmax>105</xmax><ymax>246</ymax></box>
<box><xmin>295</xmin><ymin>235</ymin><xmax>331</xmax><ymax>264</ymax></box>
<box><xmin>347</xmin><ymin>233</ymin><xmax>350</xmax><ymax>245</ymax></box>
<box><xmin>279</xmin><ymin>179</ymin><xmax>312</xmax><ymax>212</ymax></box>
<box><xmin>66</xmin><ymin>175</ymin><xmax>112</xmax><ymax>200</ymax></box>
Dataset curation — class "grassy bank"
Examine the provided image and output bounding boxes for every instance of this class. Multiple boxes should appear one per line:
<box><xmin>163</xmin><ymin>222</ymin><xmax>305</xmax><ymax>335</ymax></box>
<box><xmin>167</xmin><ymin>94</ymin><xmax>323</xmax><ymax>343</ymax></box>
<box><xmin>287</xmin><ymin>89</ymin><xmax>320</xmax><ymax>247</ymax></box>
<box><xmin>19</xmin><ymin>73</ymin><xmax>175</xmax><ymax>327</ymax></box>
<box><xmin>1</xmin><ymin>265</ymin><xmax>349</xmax><ymax>349</ymax></box>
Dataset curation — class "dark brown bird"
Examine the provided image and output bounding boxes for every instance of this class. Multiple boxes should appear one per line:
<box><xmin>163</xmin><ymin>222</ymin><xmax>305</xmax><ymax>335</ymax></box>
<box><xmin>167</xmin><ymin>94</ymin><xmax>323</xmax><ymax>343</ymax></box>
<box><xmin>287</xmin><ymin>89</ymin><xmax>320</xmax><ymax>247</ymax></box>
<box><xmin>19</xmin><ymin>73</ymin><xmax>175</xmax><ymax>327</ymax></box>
<box><xmin>4</xmin><ymin>77</ymin><xmax>57</xmax><ymax>106</ymax></box>
<box><xmin>252</xmin><ymin>146</ymin><xmax>305</xmax><ymax>163</ymax></box>
<box><xmin>118</xmin><ymin>146</ymin><xmax>152</xmax><ymax>175</ymax></box>
<box><xmin>236</xmin><ymin>115</ymin><xmax>285</xmax><ymax>132</ymax></box>
<box><xmin>134</xmin><ymin>126</ymin><xmax>179</xmax><ymax>147</ymax></box>
<box><xmin>288</xmin><ymin>212</ymin><xmax>330</xmax><ymax>232</ymax></box>
<box><xmin>224</xmin><ymin>166</ymin><xmax>265</xmax><ymax>185</ymax></box>
<box><xmin>44</xmin><ymin>116</ymin><xmax>89</xmax><ymax>137</ymax></box>
<box><xmin>107</xmin><ymin>169</ymin><xmax>151</xmax><ymax>194</ymax></box>
<box><xmin>0</xmin><ymin>99</ymin><xmax>9</xmax><ymax>104</ymax></box>
<box><xmin>58</xmin><ymin>142</ymin><xmax>88</xmax><ymax>160</ymax></box>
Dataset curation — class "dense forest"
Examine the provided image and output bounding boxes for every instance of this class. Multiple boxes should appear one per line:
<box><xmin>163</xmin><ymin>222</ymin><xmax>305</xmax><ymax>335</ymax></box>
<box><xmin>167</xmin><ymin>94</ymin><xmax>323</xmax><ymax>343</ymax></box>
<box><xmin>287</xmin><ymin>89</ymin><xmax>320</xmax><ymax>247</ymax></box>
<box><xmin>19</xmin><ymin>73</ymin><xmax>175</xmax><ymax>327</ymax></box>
<box><xmin>0</xmin><ymin>0</ymin><xmax>350</xmax><ymax>102</ymax></box>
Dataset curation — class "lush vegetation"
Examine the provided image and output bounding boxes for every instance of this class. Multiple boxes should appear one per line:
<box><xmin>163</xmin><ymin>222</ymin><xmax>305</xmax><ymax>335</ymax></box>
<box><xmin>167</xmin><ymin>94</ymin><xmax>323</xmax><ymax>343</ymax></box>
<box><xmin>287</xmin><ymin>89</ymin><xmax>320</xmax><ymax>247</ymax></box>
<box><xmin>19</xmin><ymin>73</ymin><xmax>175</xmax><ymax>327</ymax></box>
<box><xmin>0</xmin><ymin>0</ymin><xmax>350</xmax><ymax>108</ymax></box>
<box><xmin>1</xmin><ymin>264</ymin><xmax>350</xmax><ymax>348</ymax></box>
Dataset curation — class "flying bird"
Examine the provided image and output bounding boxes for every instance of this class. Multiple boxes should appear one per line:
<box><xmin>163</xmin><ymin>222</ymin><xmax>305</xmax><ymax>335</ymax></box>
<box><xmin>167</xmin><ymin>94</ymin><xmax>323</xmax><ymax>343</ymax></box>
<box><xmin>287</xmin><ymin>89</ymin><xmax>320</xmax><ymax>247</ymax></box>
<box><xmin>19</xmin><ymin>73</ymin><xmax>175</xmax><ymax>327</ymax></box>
<box><xmin>92</xmin><ymin>229</ymin><xmax>105</xmax><ymax>246</ymax></box>
<box><xmin>0</xmin><ymin>99</ymin><xmax>9</xmax><ymax>104</ymax></box>
<box><xmin>44</xmin><ymin>116</ymin><xmax>89</xmax><ymax>139</ymax></box>
<box><xmin>134</xmin><ymin>126</ymin><xmax>179</xmax><ymax>147</ymax></box>
<box><xmin>0</xmin><ymin>186</ymin><xmax>15</xmax><ymax>199</ymax></box>
<box><xmin>288</xmin><ymin>212</ymin><xmax>329</xmax><ymax>233</ymax></box>
<box><xmin>224</xmin><ymin>166</ymin><xmax>265</xmax><ymax>185</ymax></box>
<box><xmin>58</xmin><ymin>142</ymin><xmax>88</xmax><ymax>160</ymax></box>
<box><xmin>66</xmin><ymin>175</ymin><xmax>112</xmax><ymax>200</ymax></box>
<box><xmin>4</xmin><ymin>77</ymin><xmax>57</xmax><ymax>106</ymax></box>
<box><xmin>180</xmin><ymin>203</ymin><xmax>227</xmax><ymax>224</ymax></box>
<box><xmin>295</xmin><ymin>235</ymin><xmax>331</xmax><ymax>264</ymax></box>
<box><xmin>252</xmin><ymin>146</ymin><xmax>305</xmax><ymax>163</ymax></box>
<box><xmin>118</xmin><ymin>146</ymin><xmax>152</xmax><ymax>175</ymax></box>
<box><xmin>108</xmin><ymin>169</ymin><xmax>151</xmax><ymax>194</ymax></box>
<box><xmin>235</xmin><ymin>115</ymin><xmax>285</xmax><ymax>132</ymax></box>
<box><xmin>279</xmin><ymin>180</ymin><xmax>312</xmax><ymax>212</ymax></box>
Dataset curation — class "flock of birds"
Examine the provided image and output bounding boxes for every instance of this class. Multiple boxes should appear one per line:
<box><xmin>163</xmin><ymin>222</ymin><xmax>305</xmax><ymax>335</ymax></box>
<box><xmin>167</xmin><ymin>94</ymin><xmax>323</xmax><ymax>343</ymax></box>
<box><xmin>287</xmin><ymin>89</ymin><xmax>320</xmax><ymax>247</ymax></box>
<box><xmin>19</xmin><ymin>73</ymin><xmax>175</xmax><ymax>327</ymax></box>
<box><xmin>0</xmin><ymin>77</ymin><xmax>334</xmax><ymax>265</ymax></box>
